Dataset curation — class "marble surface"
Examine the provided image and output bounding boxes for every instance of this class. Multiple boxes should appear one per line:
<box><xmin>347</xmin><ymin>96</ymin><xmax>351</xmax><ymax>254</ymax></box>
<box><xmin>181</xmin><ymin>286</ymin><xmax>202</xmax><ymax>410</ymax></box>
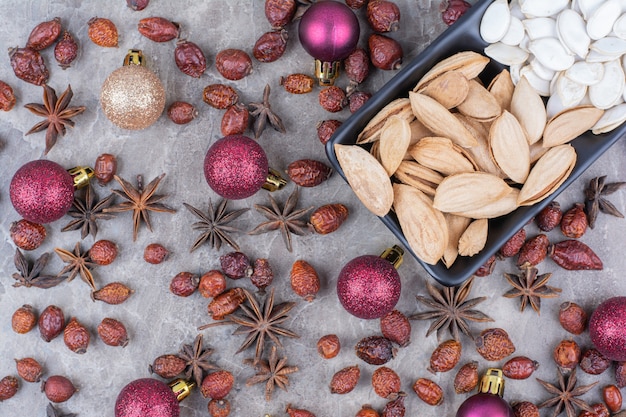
<box><xmin>0</xmin><ymin>1</ymin><xmax>625</xmax><ymax>416</ymax></box>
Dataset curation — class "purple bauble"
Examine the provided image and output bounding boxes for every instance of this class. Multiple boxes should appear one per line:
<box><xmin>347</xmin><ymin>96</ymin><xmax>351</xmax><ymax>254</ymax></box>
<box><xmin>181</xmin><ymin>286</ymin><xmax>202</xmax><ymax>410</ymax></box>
<box><xmin>10</xmin><ymin>160</ymin><xmax>74</xmax><ymax>224</ymax></box>
<box><xmin>456</xmin><ymin>393</ymin><xmax>515</xmax><ymax>417</ymax></box>
<box><xmin>115</xmin><ymin>378</ymin><xmax>179</xmax><ymax>417</ymax></box>
<box><xmin>336</xmin><ymin>255</ymin><xmax>401</xmax><ymax>319</ymax></box>
<box><xmin>298</xmin><ymin>0</ymin><xmax>360</xmax><ymax>62</ymax></box>
<box><xmin>204</xmin><ymin>135</ymin><xmax>269</xmax><ymax>200</ymax></box>
<box><xmin>589</xmin><ymin>296</ymin><xmax>626</xmax><ymax>361</ymax></box>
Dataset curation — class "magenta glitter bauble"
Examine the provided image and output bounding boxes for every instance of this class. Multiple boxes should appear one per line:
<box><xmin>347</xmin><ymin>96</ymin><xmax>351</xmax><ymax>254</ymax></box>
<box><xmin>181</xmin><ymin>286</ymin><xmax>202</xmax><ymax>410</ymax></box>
<box><xmin>115</xmin><ymin>378</ymin><xmax>179</xmax><ymax>417</ymax></box>
<box><xmin>203</xmin><ymin>135</ymin><xmax>269</xmax><ymax>200</ymax></box>
<box><xmin>336</xmin><ymin>255</ymin><xmax>401</xmax><ymax>319</ymax></box>
<box><xmin>298</xmin><ymin>0</ymin><xmax>360</xmax><ymax>62</ymax></box>
<box><xmin>455</xmin><ymin>393</ymin><xmax>515</xmax><ymax>417</ymax></box>
<box><xmin>9</xmin><ymin>159</ymin><xmax>74</xmax><ymax>224</ymax></box>
<box><xmin>589</xmin><ymin>296</ymin><xmax>626</xmax><ymax>361</ymax></box>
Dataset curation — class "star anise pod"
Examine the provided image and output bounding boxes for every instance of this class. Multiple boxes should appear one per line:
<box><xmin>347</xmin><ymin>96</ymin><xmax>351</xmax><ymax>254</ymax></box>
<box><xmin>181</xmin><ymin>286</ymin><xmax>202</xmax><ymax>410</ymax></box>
<box><xmin>248</xmin><ymin>84</ymin><xmax>285</xmax><ymax>139</ymax></box>
<box><xmin>47</xmin><ymin>402</ymin><xmax>77</xmax><ymax>417</ymax></box>
<box><xmin>24</xmin><ymin>84</ymin><xmax>86</xmax><ymax>155</ymax></box>
<box><xmin>54</xmin><ymin>242</ymin><xmax>97</xmax><ymax>291</ymax></box>
<box><xmin>61</xmin><ymin>183</ymin><xmax>115</xmax><ymax>239</ymax></box>
<box><xmin>537</xmin><ymin>368</ymin><xmax>597</xmax><ymax>417</ymax></box>
<box><xmin>12</xmin><ymin>248</ymin><xmax>66</xmax><ymax>289</ymax></box>
<box><xmin>585</xmin><ymin>175</ymin><xmax>625</xmax><ymax>228</ymax></box>
<box><xmin>183</xmin><ymin>199</ymin><xmax>249</xmax><ymax>252</ymax></box>
<box><xmin>245</xmin><ymin>345</ymin><xmax>298</xmax><ymax>401</ymax></box>
<box><xmin>199</xmin><ymin>288</ymin><xmax>299</xmax><ymax>365</ymax></box>
<box><xmin>248</xmin><ymin>187</ymin><xmax>313</xmax><ymax>252</ymax></box>
<box><xmin>503</xmin><ymin>266</ymin><xmax>562</xmax><ymax>314</ymax></box>
<box><xmin>409</xmin><ymin>277</ymin><xmax>493</xmax><ymax>341</ymax></box>
<box><xmin>103</xmin><ymin>174</ymin><xmax>176</xmax><ymax>241</ymax></box>
<box><xmin>177</xmin><ymin>334</ymin><xmax>219</xmax><ymax>388</ymax></box>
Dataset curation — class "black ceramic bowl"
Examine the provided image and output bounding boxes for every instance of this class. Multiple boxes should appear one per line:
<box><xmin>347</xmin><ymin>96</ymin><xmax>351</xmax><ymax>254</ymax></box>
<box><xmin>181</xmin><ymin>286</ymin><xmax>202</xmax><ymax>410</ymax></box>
<box><xmin>325</xmin><ymin>0</ymin><xmax>626</xmax><ymax>287</ymax></box>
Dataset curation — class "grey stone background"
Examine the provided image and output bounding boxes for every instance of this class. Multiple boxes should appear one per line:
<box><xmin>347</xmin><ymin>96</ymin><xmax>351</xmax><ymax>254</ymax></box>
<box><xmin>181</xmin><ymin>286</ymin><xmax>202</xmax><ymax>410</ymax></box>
<box><xmin>0</xmin><ymin>0</ymin><xmax>625</xmax><ymax>416</ymax></box>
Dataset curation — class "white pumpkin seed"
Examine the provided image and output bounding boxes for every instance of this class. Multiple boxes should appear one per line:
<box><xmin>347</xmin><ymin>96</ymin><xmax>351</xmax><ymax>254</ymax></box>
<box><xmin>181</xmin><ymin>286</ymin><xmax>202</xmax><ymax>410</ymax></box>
<box><xmin>565</xmin><ymin>61</ymin><xmax>604</xmax><ymax>85</ymax></box>
<box><xmin>546</xmin><ymin>91</ymin><xmax>568</xmax><ymax>119</ymax></box>
<box><xmin>592</xmin><ymin>103</ymin><xmax>626</xmax><ymax>133</ymax></box>
<box><xmin>578</xmin><ymin>0</ymin><xmax>606</xmax><ymax>20</ymax></box>
<box><xmin>557</xmin><ymin>73</ymin><xmax>587</xmax><ymax>107</ymax></box>
<box><xmin>480</xmin><ymin>0</ymin><xmax>512</xmax><ymax>43</ymax></box>
<box><xmin>510</xmin><ymin>63</ymin><xmax>522</xmax><ymax>85</ymax></box>
<box><xmin>556</xmin><ymin>9</ymin><xmax>591</xmax><ymax>59</ymax></box>
<box><xmin>520</xmin><ymin>0</ymin><xmax>570</xmax><ymax>18</ymax></box>
<box><xmin>528</xmin><ymin>37</ymin><xmax>576</xmax><ymax>71</ymax></box>
<box><xmin>613</xmin><ymin>14</ymin><xmax>626</xmax><ymax>39</ymax></box>
<box><xmin>530</xmin><ymin>58</ymin><xmax>557</xmax><ymax>81</ymax></box>
<box><xmin>585</xmin><ymin>49</ymin><xmax>622</xmax><ymax>63</ymax></box>
<box><xmin>591</xmin><ymin>37</ymin><xmax>626</xmax><ymax>56</ymax></box>
<box><xmin>519</xmin><ymin>65</ymin><xmax>552</xmax><ymax>96</ymax></box>
<box><xmin>501</xmin><ymin>16</ymin><xmax>526</xmax><ymax>46</ymax></box>
<box><xmin>587</xmin><ymin>0</ymin><xmax>621</xmax><ymax>40</ymax></box>
<box><xmin>484</xmin><ymin>43</ymin><xmax>529</xmax><ymax>66</ymax></box>
<box><xmin>589</xmin><ymin>60</ymin><xmax>625</xmax><ymax>109</ymax></box>
<box><xmin>522</xmin><ymin>17</ymin><xmax>558</xmax><ymax>40</ymax></box>
<box><xmin>510</xmin><ymin>0</ymin><xmax>525</xmax><ymax>19</ymax></box>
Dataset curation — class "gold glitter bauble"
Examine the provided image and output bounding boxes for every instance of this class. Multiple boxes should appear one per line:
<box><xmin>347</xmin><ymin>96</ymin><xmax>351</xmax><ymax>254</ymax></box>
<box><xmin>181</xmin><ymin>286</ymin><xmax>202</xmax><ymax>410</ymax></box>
<box><xmin>100</xmin><ymin>65</ymin><xmax>165</xmax><ymax>130</ymax></box>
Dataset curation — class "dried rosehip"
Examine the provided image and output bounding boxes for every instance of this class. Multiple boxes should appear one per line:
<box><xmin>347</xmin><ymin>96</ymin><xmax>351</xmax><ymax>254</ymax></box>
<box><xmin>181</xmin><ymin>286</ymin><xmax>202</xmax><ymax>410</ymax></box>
<box><xmin>367</xmin><ymin>0</ymin><xmax>400</xmax><ymax>32</ymax></box>
<box><xmin>27</xmin><ymin>17</ymin><xmax>62</xmax><ymax>50</ymax></box>
<box><xmin>172</xmin><ymin>40</ymin><xmax>206</xmax><ymax>78</ymax></box>
<box><xmin>253</xmin><ymin>30</ymin><xmax>288</xmax><ymax>63</ymax></box>
<box><xmin>413</xmin><ymin>378</ymin><xmax>443</xmax><ymax>406</ymax></box>
<box><xmin>9</xmin><ymin>47</ymin><xmax>49</xmax><ymax>85</ymax></box>
<box><xmin>347</xmin><ymin>0</ymin><xmax>367</xmax><ymax>9</ymax></box>
<box><xmin>94</xmin><ymin>153</ymin><xmax>117</xmax><ymax>185</ymax></box>
<box><xmin>473</xmin><ymin>254</ymin><xmax>497</xmax><ymax>277</ymax></box>
<box><xmin>499</xmin><ymin>228</ymin><xmax>526</xmax><ymax>258</ymax></box>
<box><xmin>310</xmin><ymin>204</ymin><xmax>349</xmax><ymax>235</ymax></box>
<box><xmin>286</xmin><ymin>404</ymin><xmax>316</xmax><ymax>417</ymax></box>
<box><xmin>10</xmin><ymin>219</ymin><xmax>46</xmax><ymax>250</ymax></box>
<box><xmin>201</xmin><ymin>370</ymin><xmax>234</xmax><ymax>399</ymax></box>
<box><xmin>144</xmin><ymin>243</ymin><xmax>169</xmax><ymax>264</ymax></box>
<box><xmin>372</xmin><ymin>367</ymin><xmax>401</xmax><ymax>399</ymax></box>
<box><xmin>12</xmin><ymin>304</ymin><xmax>37</xmax><ymax>334</ymax></box>
<box><xmin>87</xmin><ymin>17</ymin><xmax>118</xmax><ymax>47</ymax></box>
<box><xmin>168</xmin><ymin>101</ymin><xmax>198</xmax><ymax>124</ymax></box>
<box><xmin>39</xmin><ymin>305</ymin><xmax>65</xmax><ymax>343</ymax></box>
<box><xmin>138</xmin><ymin>17</ymin><xmax>179</xmax><ymax>42</ymax></box>
<box><xmin>91</xmin><ymin>282</ymin><xmax>134</xmax><ymax>305</ymax></box>
<box><xmin>215</xmin><ymin>49</ymin><xmax>253</xmax><ymax>81</ymax></box>
<box><xmin>199</xmin><ymin>270</ymin><xmax>227</xmax><ymax>298</ymax></box>
<box><xmin>290</xmin><ymin>260</ymin><xmax>321</xmax><ymax>302</ymax></box>
<box><xmin>317</xmin><ymin>119</ymin><xmax>342</xmax><ymax>145</ymax></box>
<box><xmin>220</xmin><ymin>252</ymin><xmax>252</xmax><ymax>279</ymax></box>
<box><xmin>553</xmin><ymin>339</ymin><xmax>580</xmax><ymax>370</ymax></box>
<box><xmin>559</xmin><ymin>301</ymin><xmax>587</xmax><ymax>334</ymax></box>
<box><xmin>356</xmin><ymin>405</ymin><xmax>380</xmax><ymax>417</ymax></box>
<box><xmin>454</xmin><ymin>361</ymin><xmax>479</xmax><ymax>394</ymax></box>
<box><xmin>536</xmin><ymin>201</ymin><xmax>562</xmax><ymax>232</ymax></box>
<box><xmin>54</xmin><ymin>31</ymin><xmax>78</xmax><ymax>70</ymax></box>
<box><xmin>429</xmin><ymin>339</ymin><xmax>462</xmax><ymax>373</ymax></box>
<box><xmin>0</xmin><ymin>80</ymin><xmax>16</xmax><ymax>111</ymax></box>
<box><xmin>560</xmin><ymin>203</ymin><xmax>587</xmax><ymax>238</ymax></box>
<box><xmin>207</xmin><ymin>288</ymin><xmax>246</xmax><ymax>319</ymax></box>
<box><xmin>97</xmin><ymin>317</ymin><xmax>129</xmax><ymax>347</ymax></box>
<box><xmin>382</xmin><ymin>393</ymin><xmax>406</xmax><ymax>417</ymax></box>
<box><xmin>603</xmin><ymin>385</ymin><xmax>622</xmax><ymax>413</ymax></box>
<box><xmin>355</xmin><ymin>336</ymin><xmax>395</xmax><ymax>365</ymax></box>
<box><xmin>287</xmin><ymin>159</ymin><xmax>333</xmax><ymax>187</ymax></box>
<box><xmin>441</xmin><ymin>0</ymin><xmax>471</xmax><ymax>26</ymax></box>
<box><xmin>203</xmin><ymin>84</ymin><xmax>239</xmax><ymax>109</ymax></box>
<box><xmin>348</xmin><ymin>91</ymin><xmax>372</xmax><ymax>113</ymax></box>
<box><xmin>0</xmin><ymin>376</ymin><xmax>19</xmax><ymax>401</ymax></box>
<box><xmin>317</xmin><ymin>334</ymin><xmax>341</xmax><ymax>359</ymax></box>
<box><xmin>502</xmin><ymin>356</ymin><xmax>539</xmax><ymax>380</ymax></box>
<box><xmin>63</xmin><ymin>317</ymin><xmax>90</xmax><ymax>354</ymax></box>
<box><xmin>512</xmin><ymin>401</ymin><xmax>540</xmax><ymax>417</ymax></box>
<box><xmin>150</xmin><ymin>354</ymin><xmax>187</xmax><ymax>379</ymax></box>
<box><xmin>368</xmin><ymin>34</ymin><xmax>403</xmax><ymax>70</ymax></box>
<box><xmin>170</xmin><ymin>272</ymin><xmax>200</xmax><ymax>297</ymax></box>
<box><xmin>330</xmin><ymin>365</ymin><xmax>360</xmax><ymax>394</ymax></box>
<box><xmin>42</xmin><ymin>375</ymin><xmax>76</xmax><ymax>403</ymax></box>
<box><xmin>475</xmin><ymin>328</ymin><xmax>515</xmax><ymax>361</ymax></box>
<box><xmin>319</xmin><ymin>86</ymin><xmax>346</xmax><ymax>113</ymax></box>
<box><xmin>265</xmin><ymin>0</ymin><xmax>296</xmax><ymax>28</ymax></box>
<box><xmin>548</xmin><ymin>240</ymin><xmax>603</xmax><ymax>270</ymax></box>
<box><xmin>89</xmin><ymin>239</ymin><xmax>118</xmax><ymax>265</ymax></box>
<box><xmin>127</xmin><ymin>0</ymin><xmax>149</xmax><ymax>10</ymax></box>
<box><xmin>281</xmin><ymin>73</ymin><xmax>315</xmax><ymax>94</ymax></box>
<box><xmin>580</xmin><ymin>348</ymin><xmax>611</xmax><ymax>375</ymax></box>
<box><xmin>208</xmin><ymin>398</ymin><xmax>231</xmax><ymax>417</ymax></box>
<box><xmin>579</xmin><ymin>403</ymin><xmax>610</xmax><ymax>417</ymax></box>
<box><xmin>517</xmin><ymin>234</ymin><xmax>550</xmax><ymax>267</ymax></box>
<box><xmin>344</xmin><ymin>48</ymin><xmax>370</xmax><ymax>85</ymax></box>
<box><xmin>380</xmin><ymin>310</ymin><xmax>411</xmax><ymax>347</ymax></box>
<box><xmin>250</xmin><ymin>258</ymin><xmax>273</xmax><ymax>292</ymax></box>
<box><xmin>15</xmin><ymin>358</ymin><xmax>43</xmax><ymax>383</ymax></box>
<box><xmin>221</xmin><ymin>103</ymin><xmax>249</xmax><ymax>136</ymax></box>
<box><xmin>616</xmin><ymin>362</ymin><xmax>626</xmax><ymax>388</ymax></box>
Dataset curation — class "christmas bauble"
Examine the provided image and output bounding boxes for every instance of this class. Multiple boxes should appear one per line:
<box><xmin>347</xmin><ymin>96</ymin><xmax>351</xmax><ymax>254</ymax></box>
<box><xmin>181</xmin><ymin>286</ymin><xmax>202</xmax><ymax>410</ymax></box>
<box><xmin>10</xmin><ymin>159</ymin><xmax>74</xmax><ymax>224</ymax></box>
<box><xmin>115</xmin><ymin>378</ymin><xmax>179</xmax><ymax>417</ymax></box>
<box><xmin>456</xmin><ymin>393</ymin><xmax>515</xmax><ymax>417</ymax></box>
<box><xmin>589</xmin><ymin>296</ymin><xmax>626</xmax><ymax>361</ymax></box>
<box><xmin>204</xmin><ymin>135</ymin><xmax>269</xmax><ymax>200</ymax></box>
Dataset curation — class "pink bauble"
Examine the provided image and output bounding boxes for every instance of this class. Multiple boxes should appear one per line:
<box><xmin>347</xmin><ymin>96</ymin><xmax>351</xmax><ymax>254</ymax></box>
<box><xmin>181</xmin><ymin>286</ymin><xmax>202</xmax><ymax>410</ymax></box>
<box><xmin>10</xmin><ymin>159</ymin><xmax>74</xmax><ymax>224</ymax></box>
<box><xmin>456</xmin><ymin>393</ymin><xmax>515</xmax><ymax>417</ymax></box>
<box><xmin>115</xmin><ymin>378</ymin><xmax>179</xmax><ymax>417</ymax></box>
<box><xmin>336</xmin><ymin>255</ymin><xmax>401</xmax><ymax>319</ymax></box>
<box><xmin>589</xmin><ymin>296</ymin><xmax>626</xmax><ymax>361</ymax></box>
<box><xmin>298</xmin><ymin>0</ymin><xmax>360</xmax><ymax>62</ymax></box>
<box><xmin>203</xmin><ymin>135</ymin><xmax>269</xmax><ymax>200</ymax></box>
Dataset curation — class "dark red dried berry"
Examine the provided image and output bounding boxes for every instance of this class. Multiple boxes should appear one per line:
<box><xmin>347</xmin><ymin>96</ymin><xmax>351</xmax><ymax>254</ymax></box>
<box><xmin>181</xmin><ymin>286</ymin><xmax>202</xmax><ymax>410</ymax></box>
<box><xmin>317</xmin><ymin>119</ymin><xmax>342</xmax><ymax>145</ymax></box>
<box><xmin>502</xmin><ymin>356</ymin><xmax>539</xmax><ymax>380</ymax></box>
<box><xmin>89</xmin><ymin>239</ymin><xmax>118</xmax><ymax>265</ymax></box>
<box><xmin>138</xmin><ymin>17</ymin><xmax>179</xmax><ymax>42</ymax></box>
<box><xmin>281</xmin><ymin>73</ymin><xmax>315</xmax><ymax>94</ymax></box>
<box><xmin>168</xmin><ymin>101</ymin><xmax>198</xmax><ymax>125</ymax></box>
<box><xmin>454</xmin><ymin>361</ymin><xmax>479</xmax><ymax>394</ymax></box>
<box><xmin>253</xmin><ymin>30</ymin><xmax>288</xmax><ymax>63</ymax></box>
<box><xmin>413</xmin><ymin>378</ymin><xmax>443</xmax><ymax>406</ymax></box>
<box><xmin>548</xmin><ymin>240</ymin><xmax>603</xmax><ymax>270</ymax></box>
<box><xmin>287</xmin><ymin>159</ymin><xmax>333</xmax><ymax>187</ymax></box>
<box><xmin>355</xmin><ymin>336</ymin><xmax>396</xmax><ymax>365</ymax></box>
<box><xmin>42</xmin><ymin>375</ymin><xmax>76</xmax><ymax>403</ymax></box>
<box><xmin>198</xmin><ymin>270</ymin><xmax>227</xmax><ymax>298</ymax></box>
<box><xmin>617</xmin><ymin>361</ymin><xmax>626</xmax><ymax>388</ymax></box>
<box><xmin>517</xmin><ymin>234</ymin><xmax>550</xmax><ymax>267</ymax></box>
<box><xmin>330</xmin><ymin>365</ymin><xmax>360</xmax><ymax>394</ymax></box>
<box><xmin>512</xmin><ymin>401</ymin><xmax>540</xmax><ymax>417</ymax></box>
<box><xmin>265</xmin><ymin>0</ymin><xmax>296</xmax><ymax>28</ymax></box>
<box><xmin>63</xmin><ymin>317</ymin><xmax>90</xmax><ymax>354</ymax></box>
<box><xmin>220</xmin><ymin>252</ymin><xmax>252</xmax><ymax>279</ymax></box>
<box><xmin>559</xmin><ymin>301</ymin><xmax>587</xmax><ymax>335</ymax></box>
<box><xmin>560</xmin><ymin>203</ymin><xmax>588</xmax><ymax>238</ymax></box>
<box><xmin>536</xmin><ymin>201</ymin><xmax>562</xmax><ymax>232</ymax></box>
<box><xmin>39</xmin><ymin>305</ymin><xmax>65</xmax><ymax>343</ymax></box>
<box><xmin>0</xmin><ymin>80</ymin><xmax>16</xmax><ymax>111</ymax></box>
<box><xmin>348</xmin><ymin>91</ymin><xmax>372</xmax><ymax>113</ymax></box>
<box><xmin>9</xmin><ymin>47</ymin><xmax>49</xmax><ymax>86</ymax></box>
<box><xmin>221</xmin><ymin>103</ymin><xmax>249</xmax><ymax>136</ymax></box>
<box><xmin>368</xmin><ymin>34</ymin><xmax>403</xmax><ymax>70</ymax></box>
<box><xmin>203</xmin><ymin>84</ymin><xmax>239</xmax><ymax>109</ymax></box>
<box><xmin>144</xmin><ymin>243</ymin><xmax>169</xmax><ymax>264</ymax></box>
<box><xmin>344</xmin><ymin>48</ymin><xmax>371</xmax><ymax>85</ymax></box>
<box><xmin>15</xmin><ymin>357</ymin><xmax>43</xmax><ymax>383</ymax></box>
<box><xmin>440</xmin><ymin>0</ymin><xmax>472</xmax><ymax>26</ymax></box>
<box><xmin>175</xmin><ymin>40</ymin><xmax>207</xmax><ymax>78</ymax></box>
<box><xmin>553</xmin><ymin>339</ymin><xmax>580</xmax><ymax>370</ymax></box>
<box><xmin>10</xmin><ymin>219</ymin><xmax>46</xmax><ymax>251</ymax></box>
<box><xmin>27</xmin><ymin>17</ymin><xmax>62</xmax><ymax>50</ymax></box>
<box><xmin>580</xmin><ymin>348</ymin><xmax>611</xmax><ymax>375</ymax></box>
<box><xmin>346</xmin><ymin>0</ymin><xmax>367</xmax><ymax>9</ymax></box>
<box><xmin>0</xmin><ymin>376</ymin><xmax>19</xmax><ymax>401</ymax></box>
<box><xmin>380</xmin><ymin>310</ymin><xmax>411</xmax><ymax>347</ymax></box>
<box><xmin>473</xmin><ymin>254</ymin><xmax>496</xmax><ymax>277</ymax></box>
<box><xmin>250</xmin><ymin>258</ymin><xmax>274</xmax><ymax>292</ymax></box>
<box><xmin>94</xmin><ymin>153</ymin><xmax>117</xmax><ymax>185</ymax></box>
<box><xmin>170</xmin><ymin>272</ymin><xmax>200</xmax><ymax>297</ymax></box>
<box><xmin>127</xmin><ymin>0</ymin><xmax>150</xmax><ymax>10</ymax></box>
<box><xmin>382</xmin><ymin>393</ymin><xmax>406</xmax><ymax>417</ymax></box>
<box><xmin>54</xmin><ymin>31</ymin><xmax>78</xmax><ymax>70</ymax></box>
<box><xmin>317</xmin><ymin>334</ymin><xmax>341</xmax><ymax>359</ymax></box>
<box><xmin>215</xmin><ymin>49</ymin><xmax>253</xmax><ymax>81</ymax></box>
<box><xmin>499</xmin><ymin>228</ymin><xmax>526</xmax><ymax>258</ymax></box>
<box><xmin>367</xmin><ymin>0</ymin><xmax>401</xmax><ymax>32</ymax></box>
<box><xmin>150</xmin><ymin>354</ymin><xmax>187</xmax><ymax>379</ymax></box>
<box><xmin>319</xmin><ymin>86</ymin><xmax>346</xmax><ymax>112</ymax></box>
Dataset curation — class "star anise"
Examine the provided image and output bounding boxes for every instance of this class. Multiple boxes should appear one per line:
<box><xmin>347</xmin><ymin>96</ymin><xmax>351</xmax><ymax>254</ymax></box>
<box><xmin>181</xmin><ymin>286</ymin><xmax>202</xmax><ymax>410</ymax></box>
<box><xmin>248</xmin><ymin>84</ymin><xmax>285</xmax><ymax>139</ymax></box>
<box><xmin>248</xmin><ymin>187</ymin><xmax>313</xmax><ymax>252</ymax></box>
<box><xmin>177</xmin><ymin>334</ymin><xmax>219</xmax><ymax>388</ymax></box>
<box><xmin>537</xmin><ymin>368</ymin><xmax>598</xmax><ymax>417</ymax></box>
<box><xmin>61</xmin><ymin>183</ymin><xmax>115</xmax><ymax>239</ymax></box>
<box><xmin>103</xmin><ymin>174</ymin><xmax>175</xmax><ymax>241</ymax></box>
<box><xmin>47</xmin><ymin>402</ymin><xmax>77</xmax><ymax>417</ymax></box>
<box><xmin>199</xmin><ymin>288</ymin><xmax>299</xmax><ymax>365</ymax></box>
<box><xmin>12</xmin><ymin>249</ymin><xmax>66</xmax><ymax>289</ymax></box>
<box><xmin>24</xmin><ymin>84</ymin><xmax>86</xmax><ymax>155</ymax></box>
<box><xmin>183</xmin><ymin>199</ymin><xmax>249</xmax><ymax>252</ymax></box>
<box><xmin>503</xmin><ymin>266</ymin><xmax>562</xmax><ymax>314</ymax></box>
<box><xmin>409</xmin><ymin>277</ymin><xmax>493</xmax><ymax>341</ymax></box>
<box><xmin>245</xmin><ymin>345</ymin><xmax>298</xmax><ymax>401</ymax></box>
<box><xmin>585</xmin><ymin>175</ymin><xmax>625</xmax><ymax>228</ymax></box>
<box><xmin>54</xmin><ymin>242</ymin><xmax>97</xmax><ymax>292</ymax></box>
